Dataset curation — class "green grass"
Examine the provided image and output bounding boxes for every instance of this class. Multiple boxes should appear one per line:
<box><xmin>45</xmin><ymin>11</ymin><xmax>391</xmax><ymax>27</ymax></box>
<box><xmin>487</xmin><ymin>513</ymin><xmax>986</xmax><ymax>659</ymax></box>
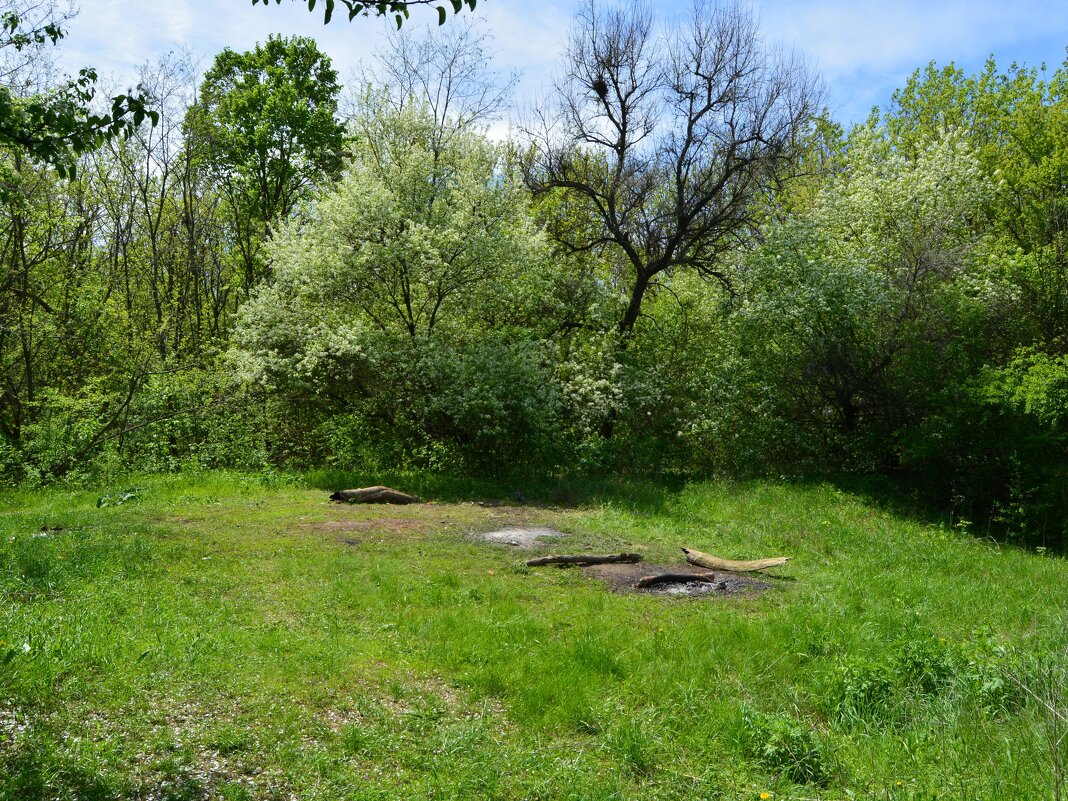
<box><xmin>1</xmin><ymin>471</ymin><xmax>1066</xmax><ymax>799</ymax></box>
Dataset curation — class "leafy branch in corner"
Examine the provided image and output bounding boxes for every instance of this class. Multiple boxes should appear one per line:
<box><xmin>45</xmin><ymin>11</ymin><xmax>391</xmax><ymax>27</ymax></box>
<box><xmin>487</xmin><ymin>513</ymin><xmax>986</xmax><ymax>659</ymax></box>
<box><xmin>251</xmin><ymin>0</ymin><xmax>478</xmax><ymax>28</ymax></box>
<box><xmin>0</xmin><ymin>9</ymin><xmax>159</xmax><ymax>179</ymax></box>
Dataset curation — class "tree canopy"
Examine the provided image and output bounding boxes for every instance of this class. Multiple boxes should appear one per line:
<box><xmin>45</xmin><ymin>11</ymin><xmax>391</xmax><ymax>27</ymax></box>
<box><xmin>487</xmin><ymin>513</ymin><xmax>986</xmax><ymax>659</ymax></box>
<box><xmin>185</xmin><ymin>35</ymin><xmax>346</xmax><ymax>289</ymax></box>
<box><xmin>526</xmin><ymin>1</ymin><xmax>822</xmax><ymax>336</ymax></box>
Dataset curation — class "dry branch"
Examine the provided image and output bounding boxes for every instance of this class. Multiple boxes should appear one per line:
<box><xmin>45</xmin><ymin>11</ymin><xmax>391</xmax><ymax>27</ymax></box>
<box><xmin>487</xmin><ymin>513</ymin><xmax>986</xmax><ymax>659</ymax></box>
<box><xmin>329</xmin><ymin>486</ymin><xmax>421</xmax><ymax>504</ymax></box>
<box><xmin>681</xmin><ymin>547</ymin><xmax>790</xmax><ymax>572</ymax></box>
<box><xmin>526</xmin><ymin>553</ymin><xmax>643</xmax><ymax>567</ymax></box>
<box><xmin>635</xmin><ymin>572</ymin><xmax>716</xmax><ymax>588</ymax></box>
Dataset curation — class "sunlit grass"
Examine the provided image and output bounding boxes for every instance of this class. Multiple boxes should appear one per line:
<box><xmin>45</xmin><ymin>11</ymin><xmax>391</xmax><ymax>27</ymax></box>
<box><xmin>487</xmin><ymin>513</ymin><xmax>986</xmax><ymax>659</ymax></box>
<box><xmin>1</xmin><ymin>472</ymin><xmax>1065</xmax><ymax>799</ymax></box>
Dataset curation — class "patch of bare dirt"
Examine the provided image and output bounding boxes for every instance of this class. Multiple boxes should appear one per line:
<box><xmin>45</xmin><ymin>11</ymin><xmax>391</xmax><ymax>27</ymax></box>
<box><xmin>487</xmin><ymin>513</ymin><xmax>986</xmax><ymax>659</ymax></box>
<box><xmin>583</xmin><ymin>561</ymin><xmax>773</xmax><ymax>597</ymax></box>
<box><xmin>474</xmin><ymin>504</ymin><xmax>544</xmax><ymax>525</ymax></box>
<box><xmin>306</xmin><ymin>518</ymin><xmax>434</xmax><ymax>534</ymax></box>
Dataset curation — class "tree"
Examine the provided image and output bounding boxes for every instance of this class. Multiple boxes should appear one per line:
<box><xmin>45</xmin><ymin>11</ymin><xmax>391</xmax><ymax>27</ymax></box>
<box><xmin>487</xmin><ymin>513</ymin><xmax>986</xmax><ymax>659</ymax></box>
<box><xmin>185</xmin><ymin>35</ymin><xmax>346</xmax><ymax>291</ymax></box>
<box><xmin>696</xmin><ymin>127</ymin><xmax>994</xmax><ymax>472</ymax></box>
<box><xmin>231</xmin><ymin>102</ymin><xmax>558</xmax><ymax>469</ymax></box>
<box><xmin>252</xmin><ymin>0</ymin><xmax>478</xmax><ymax>29</ymax></box>
<box><xmin>525</xmin><ymin>1</ymin><xmax>821</xmax><ymax>337</ymax></box>
<box><xmin>355</xmin><ymin>19</ymin><xmax>518</xmax><ymax>149</ymax></box>
<box><xmin>88</xmin><ymin>50</ymin><xmax>231</xmax><ymax>361</ymax></box>
<box><xmin>882</xmin><ymin>59</ymin><xmax>1068</xmax><ymax>350</ymax></box>
<box><xmin>0</xmin><ymin>2</ymin><xmax>156</xmax><ymax>178</ymax></box>
<box><xmin>234</xmin><ymin>102</ymin><xmax>549</xmax><ymax>360</ymax></box>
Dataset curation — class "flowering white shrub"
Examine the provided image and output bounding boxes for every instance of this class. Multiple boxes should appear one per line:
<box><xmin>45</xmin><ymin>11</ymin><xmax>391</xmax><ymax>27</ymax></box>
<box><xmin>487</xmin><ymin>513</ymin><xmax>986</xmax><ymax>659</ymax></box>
<box><xmin>229</xmin><ymin>102</ymin><xmax>567</xmax><ymax>469</ymax></box>
<box><xmin>681</xmin><ymin>127</ymin><xmax>1004</xmax><ymax>471</ymax></box>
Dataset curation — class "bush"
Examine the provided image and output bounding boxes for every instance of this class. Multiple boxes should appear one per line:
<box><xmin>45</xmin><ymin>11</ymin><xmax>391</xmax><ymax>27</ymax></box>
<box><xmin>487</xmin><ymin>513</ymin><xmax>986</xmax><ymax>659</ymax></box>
<box><xmin>900</xmin><ymin>351</ymin><xmax>1068</xmax><ymax>546</ymax></box>
<box><xmin>737</xmin><ymin>708</ymin><xmax>833</xmax><ymax>786</ymax></box>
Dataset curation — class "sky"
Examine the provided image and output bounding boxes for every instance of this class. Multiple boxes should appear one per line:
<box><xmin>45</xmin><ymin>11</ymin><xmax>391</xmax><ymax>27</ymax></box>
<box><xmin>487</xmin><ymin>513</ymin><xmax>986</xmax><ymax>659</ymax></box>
<box><xmin>51</xmin><ymin>0</ymin><xmax>1068</xmax><ymax>128</ymax></box>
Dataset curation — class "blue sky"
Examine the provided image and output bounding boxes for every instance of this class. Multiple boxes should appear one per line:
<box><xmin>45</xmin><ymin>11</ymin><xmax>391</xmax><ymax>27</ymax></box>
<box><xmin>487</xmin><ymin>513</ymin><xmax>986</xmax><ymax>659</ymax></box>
<box><xmin>55</xmin><ymin>0</ymin><xmax>1068</xmax><ymax>128</ymax></box>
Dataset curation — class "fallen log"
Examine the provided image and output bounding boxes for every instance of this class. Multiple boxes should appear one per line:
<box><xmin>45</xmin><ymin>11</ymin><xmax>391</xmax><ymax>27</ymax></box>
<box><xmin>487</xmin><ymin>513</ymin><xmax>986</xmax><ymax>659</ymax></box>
<box><xmin>330</xmin><ymin>486</ymin><xmax>421</xmax><ymax>504</ymax></box>
<box><xmin>635</xmin><ymin>572</ymin><xmax>716</xmax><ymax>589</ymax></box>
<box><xmin>681</xmin><ymin>547</ymin><xmax>790</xmax><ymax>572</ymax></box>
<box><xmin>526</xmin><ymin>553</ymin><xmax>643</xmax><ymax>567</ymax></box>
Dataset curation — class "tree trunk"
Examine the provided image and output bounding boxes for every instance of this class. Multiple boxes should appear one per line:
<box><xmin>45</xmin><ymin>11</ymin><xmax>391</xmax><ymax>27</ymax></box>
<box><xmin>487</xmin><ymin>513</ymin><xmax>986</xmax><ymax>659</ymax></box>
<box><xmin>619</xmin><ymin>270</ymin><xmax>652</xmax><ymax>336</ymax></box>
<box><xmin>330</xmin><ymin>486</ymin><xmax>422</xmax><ymax>504</ymax></box>
<box><xmin>526</xmin><ymin>553</ymin><xmax>643</xmax><ymax>567</ymax></box>
<box><xmin>681</xmin><ymin>547</ymin><xmax>790</xmax><ymax>572</ymax></box>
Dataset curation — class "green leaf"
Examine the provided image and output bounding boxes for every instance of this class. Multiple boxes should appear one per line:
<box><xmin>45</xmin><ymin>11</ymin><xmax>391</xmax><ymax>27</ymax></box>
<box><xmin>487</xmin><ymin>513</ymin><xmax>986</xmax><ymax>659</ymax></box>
<box><xmin>451</xmin><ymin>0</ymin><xmax>462</xmax><ymax>12</ymax></box>
<box><xmin>438</xmin><ymin>6</ymin><xmax>447</xmax><ymax>25</ymax></box>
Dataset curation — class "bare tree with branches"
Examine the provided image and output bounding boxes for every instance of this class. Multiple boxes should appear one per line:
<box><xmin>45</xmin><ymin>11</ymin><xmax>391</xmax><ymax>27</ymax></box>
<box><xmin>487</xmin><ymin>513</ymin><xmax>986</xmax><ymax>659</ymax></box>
<box><xmin>525</xmin><ymin>0</ymin><xmax>822</xmax><ymax>336</ymax></box>
<box><xmin>347</xmin><ymin>19</ymin><xmax>518</xmax><ymax>152</ymax></box>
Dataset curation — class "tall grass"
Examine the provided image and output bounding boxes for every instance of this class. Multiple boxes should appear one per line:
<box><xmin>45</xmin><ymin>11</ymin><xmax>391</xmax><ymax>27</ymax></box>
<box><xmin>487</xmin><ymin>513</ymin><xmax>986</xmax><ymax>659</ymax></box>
<box><xmin>1</xmin><ymin>472</ymin><xmax>1065</xmax><ymax>799</ymax></box>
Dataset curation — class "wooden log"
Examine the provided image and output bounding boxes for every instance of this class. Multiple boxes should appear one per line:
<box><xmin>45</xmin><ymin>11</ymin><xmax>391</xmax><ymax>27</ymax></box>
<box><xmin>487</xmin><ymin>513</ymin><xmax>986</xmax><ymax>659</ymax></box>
<box><xmin>526</xmin><ymin>553</ymin><xmax>643</xmax><ymax>567</ymax></box>
<box><xmin>330</xmin><ymin>486</ymin><xmax>421</xmax><ymax>504</ymax></box>
<box><xmin>681</xmin><ymin>546</ymin><xmax>790</xmax><ymax>572</ymax></box>
<box><xmin>635</xmin><ymin>572</ymin><xmax>716</xmax><ymax>588</ymax></box>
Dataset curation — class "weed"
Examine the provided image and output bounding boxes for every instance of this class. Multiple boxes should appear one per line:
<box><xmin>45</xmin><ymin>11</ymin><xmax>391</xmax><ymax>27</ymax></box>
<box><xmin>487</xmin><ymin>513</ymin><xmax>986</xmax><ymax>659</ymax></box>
<box><xmin>1008</xmin><ymin>647</ymin><xmax>1068</xmax><ymax>801</ymax></box>
<box><xmin>605</xmin><ymin>717</ymin><xmax>657</xmax><ymax>776</ymax></box>
<box><xmin>208</xmin><ymin>726</ymin><xmax>253</xmax><ymax>756</ymax></box>
<box><xmin>737</xmin><ymin>708</ymin><xmax>832</xmax><ymax>786</ymax></box>
<box><xmin>341</xmin><ymin>722</ymin><xmax>389</xmax><ymax>757</ymax></box>
<box><xmin>952</xmin><ymin>636</ymin><xmax>1020</xmax><ymax>715</ymax></box>
<box><xmin>832</xmin><ymin>659</ymin><xmax>899</xmax><ymax>726</ymax></box>
<box><xmin>896</xmin><ymin>639</ymin><xmax>955</xmax><ymax>696</ymax></box>
<box><xmin>96</xmin><ymin>486</ymin><xmax>144</xmax><ymax>508</ymax></box>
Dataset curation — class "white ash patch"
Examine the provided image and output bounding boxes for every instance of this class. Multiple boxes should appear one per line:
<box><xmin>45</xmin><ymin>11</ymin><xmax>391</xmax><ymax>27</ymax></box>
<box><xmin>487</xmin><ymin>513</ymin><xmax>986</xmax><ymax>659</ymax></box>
<box><xmin>647</xmin><ymin>581</ymin><xmax>719</xmax><ymax>596</ymax></box>
<box><xmin>472</xmin><ymin>527</ymin><xmax>565</xmax><ymax>548</ymax></box>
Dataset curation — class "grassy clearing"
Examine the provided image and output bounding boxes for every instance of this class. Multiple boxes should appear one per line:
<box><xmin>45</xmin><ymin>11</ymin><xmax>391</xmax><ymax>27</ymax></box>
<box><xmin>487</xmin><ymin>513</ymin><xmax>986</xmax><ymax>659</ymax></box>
<box><xmin>1</xmin><ymin>471</ymin><xmax>1066</xmax><ymax>800</ymax></box>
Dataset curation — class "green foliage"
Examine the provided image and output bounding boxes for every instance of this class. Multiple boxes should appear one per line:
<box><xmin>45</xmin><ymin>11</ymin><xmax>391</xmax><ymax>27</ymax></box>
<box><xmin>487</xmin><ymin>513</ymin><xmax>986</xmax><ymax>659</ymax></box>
<box><xmin>883</xmin><ymin>58</ymin><xmax>1068</xmax><ymax>348</ymax></box>
<box><xmin>684</xmin><ymin>128</ymin><xmax>994</xmax><ymax>473</ymax></box>
<box><xmin>186</xmin><ymin>35</ymin><xmax>345</xmax><ymax>289</ymax></box>
<box><xmin>900</xmin><ymin>350</ymin><xmax>1068</xmax><ymax>542</ymax></box>
<box><xmin>0</xmin><ymin>72</ymin><xmax>156</xmax><ymax>179</ymax></box>
<box><xmin>95</xmin><ymin>486</ymin><xmax>144</xmax><ymax>508</ymax></box>
<box><xmin>737</xmin><ymin>708</ymin><xmax>832</xmax><ymax>786</ymax></box>
<box><xmin>832</xmin><ymin>658</ymin><xmax>901</xmax><ymax>725</ymax></box>
<box><xmin>230</xmin><ymin>102</ymin><xmax>576</xmax><ymax>472</ymax></box>
<box><xmin>0</xmin><ymin>7</ymin><xmax>156</xmax><ymax>177</ymax></box>
<box><xmin>251</xmin><ymin>0</ymin><xmax>478</xmax><ymax>28</ymax></box>
<box><xmin>829</xmin><ymin>636</ymin><xmax>1022</xmax><ymax>731</ymax></box>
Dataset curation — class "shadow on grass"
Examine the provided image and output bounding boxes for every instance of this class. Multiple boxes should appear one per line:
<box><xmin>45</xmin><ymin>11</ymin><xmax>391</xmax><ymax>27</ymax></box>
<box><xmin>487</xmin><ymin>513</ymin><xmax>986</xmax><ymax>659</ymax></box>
<box><xmin>0</xmin><ymin>747</ymin><xmax>226</xmax><ymax>801</ymax></box>
<box><xmin>305</xmin><ymin>466</ymin><xmax>1007</xmax><ymax>541</ymax></box>
<box><xmin>805</xmin><ymin>470</ymin><xmax>1060</xmax><ymax>553</ymax></box>
<box><xmin>303</xmin><ymin>468</ymin><xmax>689</xmax><ymax>516</ymax></box>
<box><xmin>0</xmin><ymin>747</ymin><xmax>121</xmax><ymax>801</ymax></box>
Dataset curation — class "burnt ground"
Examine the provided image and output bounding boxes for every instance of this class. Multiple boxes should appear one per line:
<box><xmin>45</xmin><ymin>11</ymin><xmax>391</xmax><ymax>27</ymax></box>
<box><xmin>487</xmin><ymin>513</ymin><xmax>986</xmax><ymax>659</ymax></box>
<box><xmin>307</xmin><ymin>498</ymin><xmax>778</xmax><ymax>599</ymax></box>
<box><xmin>582</xmin><ymin>561</ymin><xmax>774</xmax><ymax>597</ymax></box>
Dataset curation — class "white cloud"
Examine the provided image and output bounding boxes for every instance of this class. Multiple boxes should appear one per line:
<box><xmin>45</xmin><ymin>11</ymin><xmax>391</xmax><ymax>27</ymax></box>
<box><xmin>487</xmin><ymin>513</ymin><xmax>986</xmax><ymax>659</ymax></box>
<box><xmin>755</xmin><ymin>0</ymin><xmax>1067</xmax><ymax>122</ymax></box>
<box><xmin>47</xmin><ymin>0</ymin><xmax>1068</xmax><ymax>129</ymax></box>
